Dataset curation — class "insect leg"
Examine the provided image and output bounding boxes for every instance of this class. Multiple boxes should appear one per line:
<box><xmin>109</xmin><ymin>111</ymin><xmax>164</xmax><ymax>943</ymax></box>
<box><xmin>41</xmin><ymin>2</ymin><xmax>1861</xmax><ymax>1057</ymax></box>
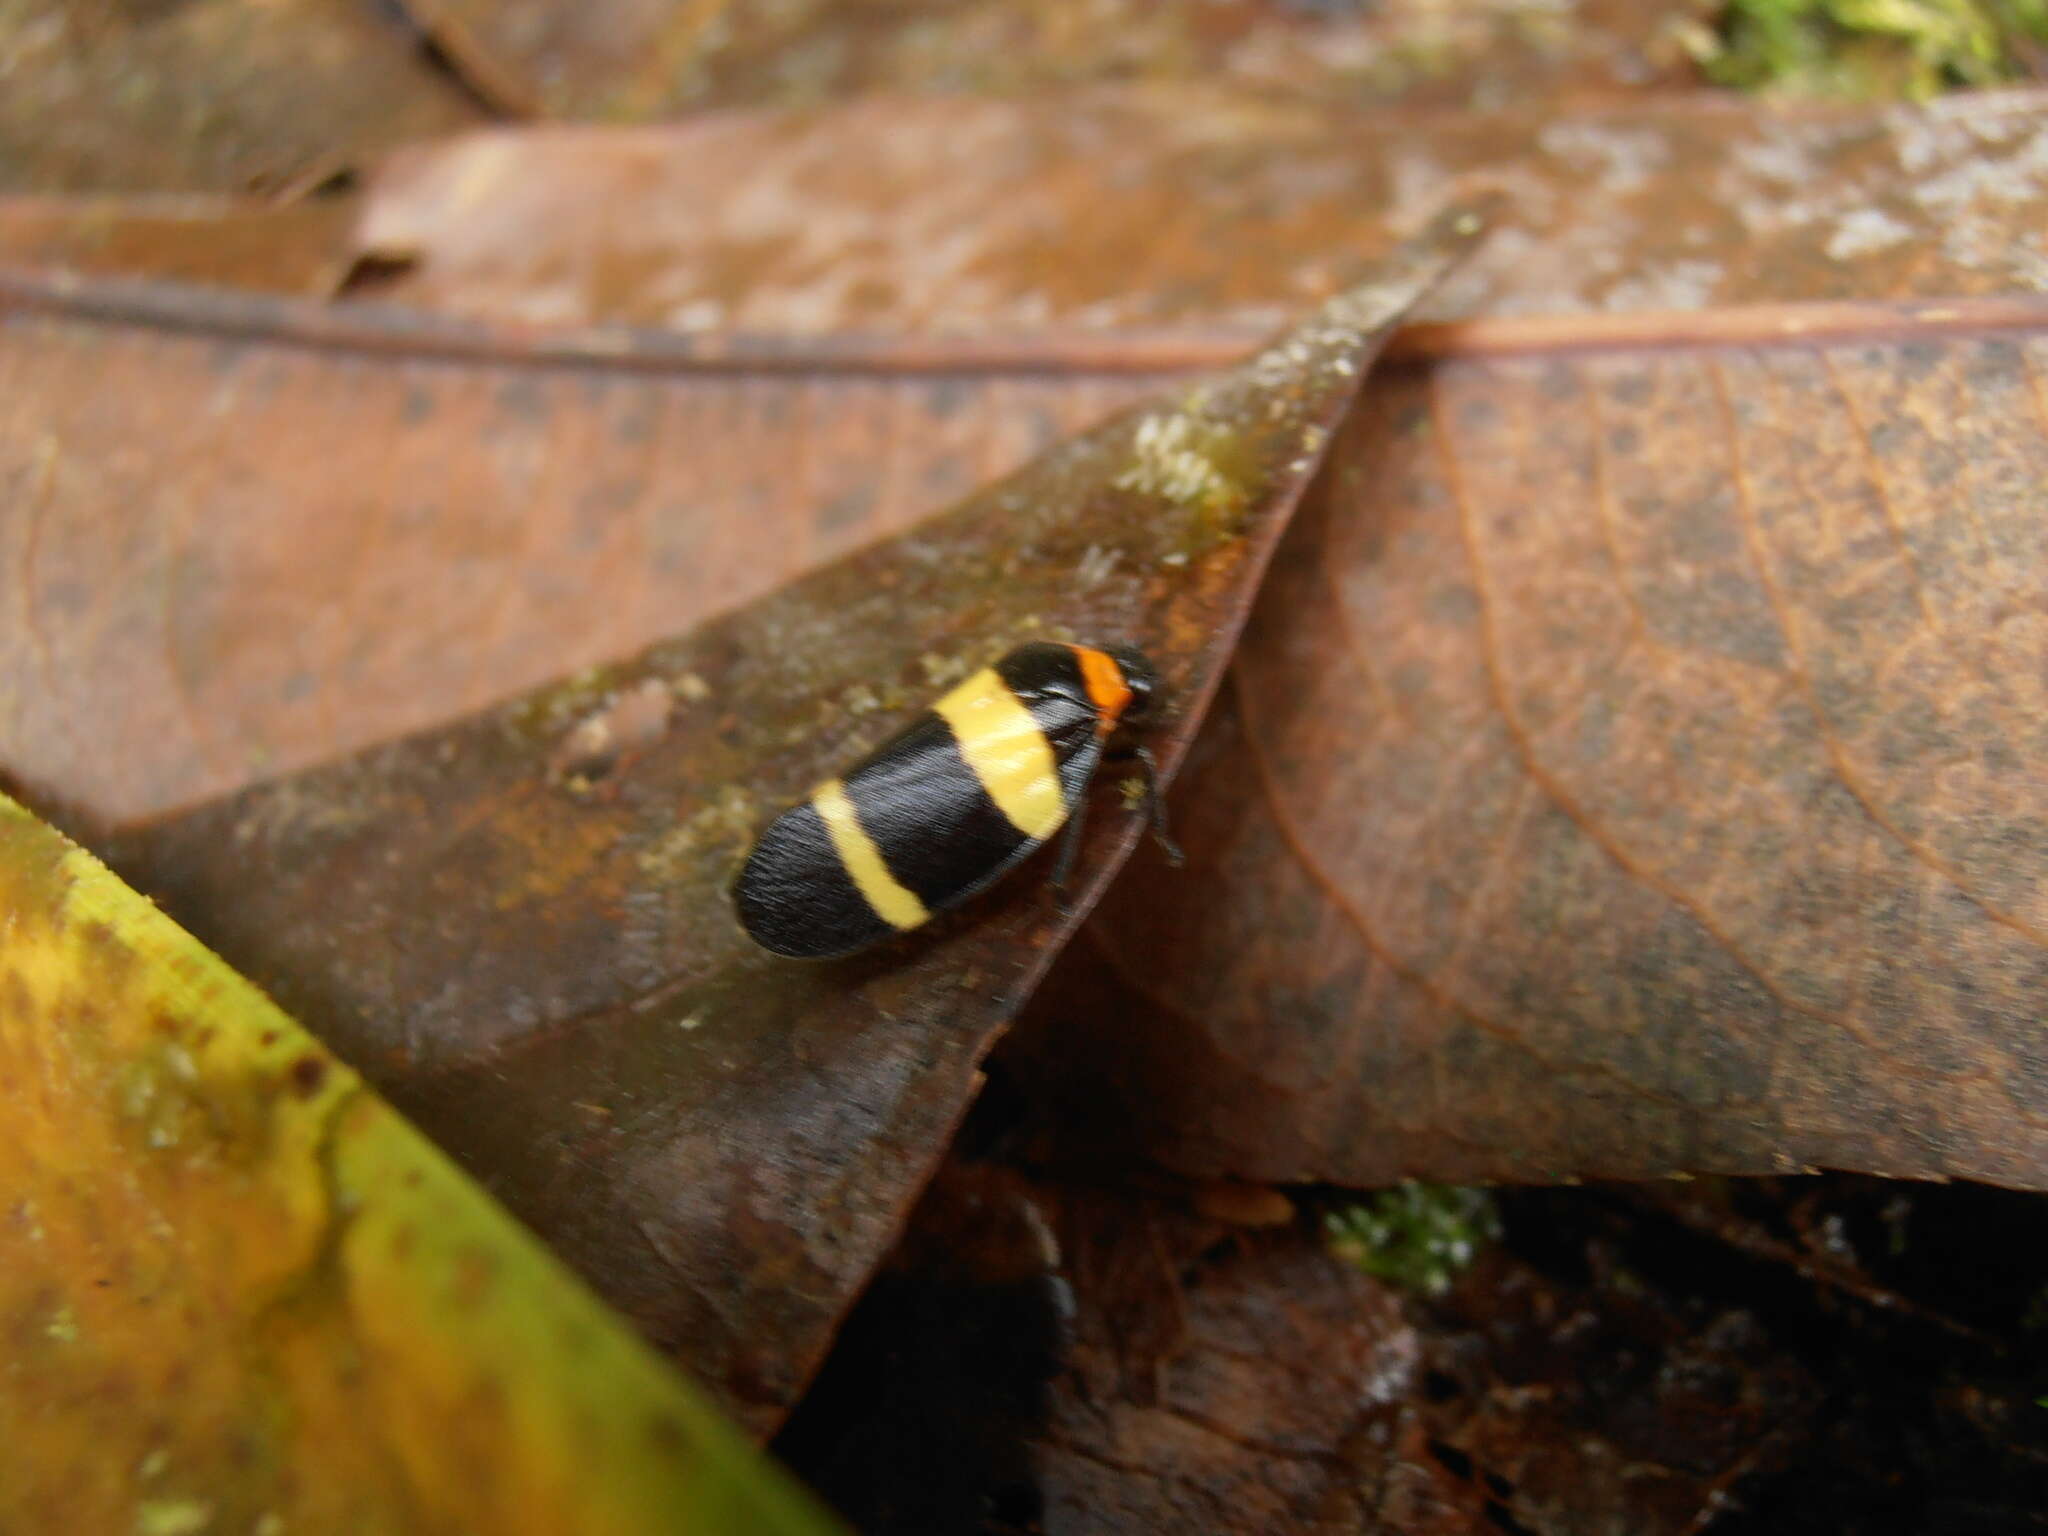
<box><xmin>1048</xmin><ymin>785</ymin><xmax>1091</xmax><ymax>913</ymax></box>
<box><xmin>1109</xmin><ymin>743</ymin><xmax>1184</xmax><ymax>867</ymax></box>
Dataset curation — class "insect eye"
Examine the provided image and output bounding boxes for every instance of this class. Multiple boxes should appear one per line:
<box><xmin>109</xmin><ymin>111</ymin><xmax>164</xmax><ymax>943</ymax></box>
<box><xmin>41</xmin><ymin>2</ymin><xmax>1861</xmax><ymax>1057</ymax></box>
<box><xmin>1104</xmin><ymin>645</ymin><xmax>1159</xmax><ymax>719</ymax></box>
<box><xmin>1123</xmin><ymin>672</ymin><xmax>1153</xmax><ymax>718</ymax></box>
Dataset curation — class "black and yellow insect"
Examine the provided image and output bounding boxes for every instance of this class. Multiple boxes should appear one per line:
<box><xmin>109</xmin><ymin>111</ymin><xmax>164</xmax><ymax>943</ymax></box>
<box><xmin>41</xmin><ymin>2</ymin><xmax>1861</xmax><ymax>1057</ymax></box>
<box><xmin>734</xmin><ymin>640</ymin><xmax>1175</xmax><ymax>959</ymax></box>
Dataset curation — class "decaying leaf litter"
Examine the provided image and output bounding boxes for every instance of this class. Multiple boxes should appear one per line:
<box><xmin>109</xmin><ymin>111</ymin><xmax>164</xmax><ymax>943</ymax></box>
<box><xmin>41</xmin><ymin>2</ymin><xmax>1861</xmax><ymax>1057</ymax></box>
<box><xmin>4</xmin><ymin>3</ymin><xmax>2048</xmax><ymax>1531</ymax></box>
<box><xmin>108</xmin><ymin>201</ymin><xmax>1496</xmax><ymax>1434</ymax></box>
<box><xmin>346</xmin><ymin>88</ymin><xmax>2048</xmax><ymax>337</ymax></box>
<box><xmin>0</xmin><ymin>0</ymin><xmax>1710</xmax><ymax>198</ymax></box>
<box><xmin>351</xmin><ymin>0</ymin><xmax>1711</xmax><ymax>122</ymax></box>
<box><xmin>777</xmin><ymin>1161</ymin><xmax>1844</xmax><ymax>1534</ymax></box>
<box><xmin>0</xmin><ymin>0</ymin><xmax>482</xmax><ymax>196</ymax></box>
<box><xmin>12</xmin><ymin>86</ymin><xmax>2048</xmax><ymax>845</ymax></box>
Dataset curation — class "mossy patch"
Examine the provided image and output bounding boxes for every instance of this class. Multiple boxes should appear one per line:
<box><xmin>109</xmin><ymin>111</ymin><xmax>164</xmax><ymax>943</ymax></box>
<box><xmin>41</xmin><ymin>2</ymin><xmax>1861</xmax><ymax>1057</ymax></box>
<box><xmin>1691</xmin><ymin>0</ymin><xmax>2048</xmax><ymax>97</ymax></box>
<box><xmin>1326</xmin><ymin>1182</ymin><xmax>1502</xmax><ymax>1297</ymax></box>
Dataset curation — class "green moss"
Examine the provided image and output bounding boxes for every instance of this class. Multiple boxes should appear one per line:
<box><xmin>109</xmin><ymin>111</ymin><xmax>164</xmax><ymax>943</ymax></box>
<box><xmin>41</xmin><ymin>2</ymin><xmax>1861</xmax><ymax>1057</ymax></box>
<box><xmin>1694</xmin><ymin>0</ymin><xmax>2048</xmax><ymax>97</ymax></box>
<box><xmin>1325</xmin><ymin>1182</ymin><xmax>1501</xmax><ymax>1297</ymax></box>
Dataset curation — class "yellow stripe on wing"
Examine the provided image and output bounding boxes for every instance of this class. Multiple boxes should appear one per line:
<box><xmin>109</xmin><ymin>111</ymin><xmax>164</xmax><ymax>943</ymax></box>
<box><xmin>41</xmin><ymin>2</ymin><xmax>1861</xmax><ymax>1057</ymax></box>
<box><xmin>812</xmin><ymin>778</ymin><xmax>929</xmax><ymax>932</ymax></box>
<box><xmin>933</xmin><ymin>668</ymin><xmax>1066</xmax><ymax>842</ymax></box>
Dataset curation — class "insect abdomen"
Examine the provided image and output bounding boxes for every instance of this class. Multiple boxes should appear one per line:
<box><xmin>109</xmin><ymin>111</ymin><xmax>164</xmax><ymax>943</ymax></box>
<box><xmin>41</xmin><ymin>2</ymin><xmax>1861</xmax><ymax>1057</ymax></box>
<box><xmin>734</xmin><ymin>649</ymin><xmax>1104</xmax><ymax>959</ymax></box>
<box><xmin>732</xmin><ymin>791</ymin><xmax>904</xmax><ymax>959</ymax></box>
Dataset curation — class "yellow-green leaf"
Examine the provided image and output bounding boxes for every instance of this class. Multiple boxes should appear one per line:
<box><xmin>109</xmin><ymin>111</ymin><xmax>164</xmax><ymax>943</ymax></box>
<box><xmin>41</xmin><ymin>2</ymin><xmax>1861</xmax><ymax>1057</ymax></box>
<box><xmin>0</xmin><ymin>793</ymin><xmax>839</xmax><ymax>1536</ymax></box>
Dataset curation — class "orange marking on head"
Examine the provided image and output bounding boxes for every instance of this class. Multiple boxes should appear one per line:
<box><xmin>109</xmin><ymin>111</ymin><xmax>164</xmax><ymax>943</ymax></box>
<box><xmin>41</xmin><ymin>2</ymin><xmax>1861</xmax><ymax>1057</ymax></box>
<box><xmin>1071</xmin><ymin>645</ymin><xmax>1134</xmax><ymax>735</ymax></box>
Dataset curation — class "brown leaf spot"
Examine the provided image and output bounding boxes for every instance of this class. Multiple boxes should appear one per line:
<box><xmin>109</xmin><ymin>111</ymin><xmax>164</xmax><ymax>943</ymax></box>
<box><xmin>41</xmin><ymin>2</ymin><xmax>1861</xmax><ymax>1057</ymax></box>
<box><xmin>286</xmin><ymin>1054</ymin><xmax>328</xmax><ymax>1098</ymax></box>
<box><xmin>1</xmin><ymin>968</ymin><xmax>31</xmax><ymax>1023</ymax></box>
<box><xmin>452</xmin><ymin>1247</ymin><xmax>497</xmax><ymax>1307</ymax></box>
<box><xmin>77</xmin><ymin>919</ymin><xmax>138</xmax><ymax>988</ymax></box>
<box><xmin>645</xmin><ymin>1413</ymin><xmax>690</xmax><ymax>1456</ymax></box>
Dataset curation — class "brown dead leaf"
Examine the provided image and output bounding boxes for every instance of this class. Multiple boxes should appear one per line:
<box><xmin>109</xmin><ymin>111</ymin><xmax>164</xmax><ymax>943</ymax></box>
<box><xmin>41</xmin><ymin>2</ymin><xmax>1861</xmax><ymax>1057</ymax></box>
<box><xmin>394</xmin><ymin>0</ymin><xmax>1702</xmax><ymax>120</ymax></box>
<box><xmin>0</xmin><ymin>276</ymin><xmax>1159</xmax><ymax>831</ymax></box>
<box><xmin>101</xmin><ymin>205</ymin><xmax>1492</xmax><ymax>1434</ymax></box>
<box><xmin>1006</xmin><ymin>306</ymin><xmax>2048</xmax><ymax>1190</ymax></box>
<box><xmin>351</xmin><ymin>91</ymin><xmax>2048</xmax><ymax>338</ymax></box>
<box><xmin>0</xmin><ymin>197</ymin><xmax>356</xmax><ymax>294</ymax></box>
<box><xmin>10</xmin><ymin>90</ymin><xmax>2042</xmax><ymax>835</ymax></box>
<box><xmin>0</xmin><ymin>0</ymin><xmax>481</xmax><ymax>195</ymax></box>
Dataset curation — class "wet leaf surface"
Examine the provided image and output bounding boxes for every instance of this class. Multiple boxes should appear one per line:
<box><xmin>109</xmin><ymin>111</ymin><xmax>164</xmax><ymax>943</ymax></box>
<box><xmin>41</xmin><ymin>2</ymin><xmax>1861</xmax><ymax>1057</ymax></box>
<box><xmin>1006</xmin><ymin>306</ymin><xmax>2048</xmax><ymax>1190</ymax></box>
<box><xmin>0</xmin><ymin>794</ymin><xmax>839</xmax><ymax>1535</ymax></box>
<box><xmin>393</xmin><ymin>0</ymin><xmax>1704</xmax><ymax>119</ymax></box>
<box><xmin>0</xmin><ymin>0</ymin><xmax>481</xmax><ymax>195</ymax></box>
<box><xmin>353</xmin><ymin>90</ymin><xmax>2048</xmax><ymax>337</ymax></box>
<box><xmin>103</xmin><ymin>205</ymin><xmax>1493</xmax><ymax>1433</ymax></box>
